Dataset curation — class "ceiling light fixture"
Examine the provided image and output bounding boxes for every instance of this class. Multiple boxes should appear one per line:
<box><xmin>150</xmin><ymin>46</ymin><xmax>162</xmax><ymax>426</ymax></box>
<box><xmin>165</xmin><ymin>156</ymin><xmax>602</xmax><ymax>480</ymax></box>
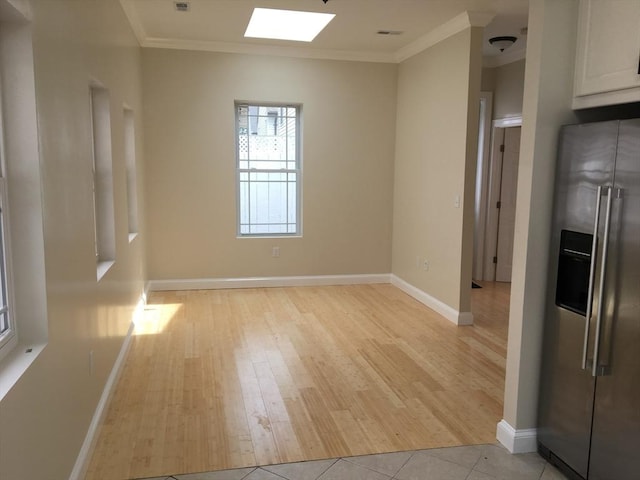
<box><xmin>489</xmin><ymin>36</ymin><xmax>517</xmax><ymax>52</ymax></box>
<box><xmin>244</xmin><ymin>8</ymin><xmax>335</xmax><ymax>42</ymax></box>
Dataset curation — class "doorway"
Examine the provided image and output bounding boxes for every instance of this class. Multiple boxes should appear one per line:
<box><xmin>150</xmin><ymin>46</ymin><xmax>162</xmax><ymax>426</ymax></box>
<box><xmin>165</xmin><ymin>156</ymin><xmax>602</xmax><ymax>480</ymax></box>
<box><xmin>483</xmin><ymin>119</ymin><xmax>522</xmax><ymax>282</ymax></box>
<box><xmin>474</xmin><ymin>117</ymin><xmax>522</xmax><ymax>283</ymax></box>
<box><xmin>492</xmin><ymin>125</ymin><xmax>521</xmax><ymax>282</ymax></box>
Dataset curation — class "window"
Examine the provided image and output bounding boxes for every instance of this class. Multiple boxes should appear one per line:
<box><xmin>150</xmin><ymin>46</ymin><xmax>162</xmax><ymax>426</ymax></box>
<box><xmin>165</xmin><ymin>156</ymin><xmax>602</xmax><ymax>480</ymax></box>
<box><xmin>123</xmin><ymin>107</ymin><xmax>139</xmax><ymax>241</ymax></box>
<box><xmin>0</xmin><ymin>161</ymin><xmax>14</xmax><ymax>356</ymax></box>
<box><xmin>236</xmin><ymin>103</ymin><xmax>300</xmax><ymax>236</ymax></box>
<box><xmin>0</xmin><ymin>0</ymin><xmax>48</xmax><ymax>390</ymax></box>
<box><xmin>89</xmin><ymin>84</ymin><xmax>116</xmax><ymax>278</ymax></box>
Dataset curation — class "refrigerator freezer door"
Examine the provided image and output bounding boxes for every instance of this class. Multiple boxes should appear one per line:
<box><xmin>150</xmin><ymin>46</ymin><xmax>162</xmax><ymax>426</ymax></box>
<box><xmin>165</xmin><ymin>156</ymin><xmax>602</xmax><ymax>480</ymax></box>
<box><xmin>538</xmin><ymin>120</ymin><xmax>618</xmax><ymax>479</ymax></box>
<box><xmin>588</xmin><ymin>119</ymin><xmax>640</xmax><ymax>480</ymax></box>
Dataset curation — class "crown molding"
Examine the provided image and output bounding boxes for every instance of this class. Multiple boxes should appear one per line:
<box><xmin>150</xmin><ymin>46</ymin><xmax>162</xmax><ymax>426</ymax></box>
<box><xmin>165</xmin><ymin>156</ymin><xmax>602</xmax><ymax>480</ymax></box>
<box><xmin>394</xmin><ymin>11</ymin><xmax>494</xmax><ymax>63</ymax></box>
<box><xmin>119</xmin><ymin>0</ymin><xmax>146</xmax><ymax>45</ymax></box>
<box><xmin>119</xmin><ymin>2</ymin><xmax>496</xmax><ymax>65</ymax></box>
<box><xmin>2</xmin><ymin>0</ymin><xmax>32</xmax><ymax>21</ymax></box>
<box><xmin>467</xmin><ymin>11</ymin><xmax>496</xmax><ymax>27</ymax></box>
<box><xmin>142</xmin><ymin>36</ymin><xmax>397</xmax><ymax>63</ymax></box>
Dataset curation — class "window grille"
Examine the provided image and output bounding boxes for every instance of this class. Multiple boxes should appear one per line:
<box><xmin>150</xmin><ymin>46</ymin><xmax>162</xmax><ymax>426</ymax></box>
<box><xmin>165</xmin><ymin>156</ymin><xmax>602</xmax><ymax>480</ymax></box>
<box><xmin>236</xmin><ymin>104</ymin><xmax>300</xmax><ymax>236</ymax></box>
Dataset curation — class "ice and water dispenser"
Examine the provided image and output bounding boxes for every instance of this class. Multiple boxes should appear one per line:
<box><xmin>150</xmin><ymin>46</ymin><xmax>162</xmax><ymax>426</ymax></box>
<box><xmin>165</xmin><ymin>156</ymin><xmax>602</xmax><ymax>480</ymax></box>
<box><xmin>555</xmin><ymin>230</ymin><xmax>594</xmax><ymax>316</ymax></box>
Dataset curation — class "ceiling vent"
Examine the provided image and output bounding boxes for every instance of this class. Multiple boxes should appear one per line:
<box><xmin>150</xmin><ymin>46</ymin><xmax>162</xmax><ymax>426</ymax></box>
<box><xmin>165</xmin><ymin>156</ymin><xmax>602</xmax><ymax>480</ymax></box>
<box><xmin>174</xmin><ymin>1</ymin><xmax>190</xmax><ymax>12</ymax></box>
<box><xmin>377</xmin><ymin>30</ymin><xmax>403</xmax><ymax>36</ymax></box>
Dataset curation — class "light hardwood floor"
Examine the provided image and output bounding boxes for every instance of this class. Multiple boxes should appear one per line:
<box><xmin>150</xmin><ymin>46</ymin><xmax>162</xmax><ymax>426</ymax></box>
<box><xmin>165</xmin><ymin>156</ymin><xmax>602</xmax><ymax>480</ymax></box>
<box><xmin>85</xmin><ymin>282</ymin><xmax>510</xmax><ymax>480</ymax></box>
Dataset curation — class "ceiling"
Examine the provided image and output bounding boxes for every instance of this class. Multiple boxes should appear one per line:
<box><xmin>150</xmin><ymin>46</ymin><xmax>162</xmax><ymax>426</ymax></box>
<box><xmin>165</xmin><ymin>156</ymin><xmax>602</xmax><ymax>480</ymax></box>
<box><xmin>119</xmin><ymin>0</ymin><xmax>529</xmax><ymax>66</ymax></box>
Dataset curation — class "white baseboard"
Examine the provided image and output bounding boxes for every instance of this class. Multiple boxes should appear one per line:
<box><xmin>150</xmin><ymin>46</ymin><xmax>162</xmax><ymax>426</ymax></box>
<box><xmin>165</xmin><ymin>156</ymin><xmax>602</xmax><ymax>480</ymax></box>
<box><xmin>148</xmin><ymin>274</ymin><xmax>473</xmax><ymax>326</ymax></box>
<box><xmin>390</xmin><ymin>274</ymin><xmax>473</xmax><ymax>325</ymax></box>
<box><xmin>148</xmin><ymin>273</ymin><xmax>392</xmax><ymax>291</ymax></box>
<box><xmin>496</xmin><ymin>419</ymin><xmax>538</xmax><ymax>454</ymax></box>
<box><xmin>68</xmin><ymin>321</ymin><xmax>136</xmax><ymax>480</ymax></box>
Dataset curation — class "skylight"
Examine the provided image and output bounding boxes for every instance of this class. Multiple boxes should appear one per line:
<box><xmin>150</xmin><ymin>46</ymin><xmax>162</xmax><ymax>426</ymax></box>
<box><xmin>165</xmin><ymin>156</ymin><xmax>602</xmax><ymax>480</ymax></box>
<box><xmin>244</xmin><ymin>8</ymin><xmax>335</xmax><ymax>42</ymax></box>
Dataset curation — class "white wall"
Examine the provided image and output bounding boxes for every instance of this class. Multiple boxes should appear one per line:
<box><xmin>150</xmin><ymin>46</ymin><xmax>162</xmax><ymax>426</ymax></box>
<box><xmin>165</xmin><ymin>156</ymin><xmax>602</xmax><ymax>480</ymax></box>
<box><xmin>0</xmin><ymin>1</ymin><xmax>147</xmax><ymax>478</ymax></box>
<box><xmin>501</xmin><ymin>0</ymin><xmax>578</xmax><ymax>442</ymax></box>
<box><xmin>392</xmin><ymin>27</ymin><xmax>483</xmax><ymax>317</ymax></box>
<box><xmin>142</xmin><ymin>49</ymin><xmax>397</xmax><ymax>281</ymax></box>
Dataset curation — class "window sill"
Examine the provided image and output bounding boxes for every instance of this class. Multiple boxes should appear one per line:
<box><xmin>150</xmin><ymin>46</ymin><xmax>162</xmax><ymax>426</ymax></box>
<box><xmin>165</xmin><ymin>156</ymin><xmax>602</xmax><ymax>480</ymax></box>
<box><xmin>236</xmin><ymin>235</ymin><xmax>303</xmax><ymax>239</ymax></box>
<box><xmin>0</xmin><ymin>341</ymin><xmax>46</xmax><ymax>401</ymax></box>
<box><xmin>97</xmin><ymin>260</ymin><xmax>115</xmax><ymax>281</ymax></box>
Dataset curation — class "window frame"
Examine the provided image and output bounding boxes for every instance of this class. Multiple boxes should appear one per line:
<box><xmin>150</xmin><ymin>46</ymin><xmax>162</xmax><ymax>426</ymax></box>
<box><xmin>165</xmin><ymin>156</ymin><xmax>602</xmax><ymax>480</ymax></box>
<box><xmin>89</xmin><ymin>83</ymin><xmax>116</xmax><ymax>279</ymax></box>
<box><xmin>0</xmin><ymin>165</ymin><xmax>16</xmax><ymax>359</ymax></box>
<box><xmin>123</xmin><ymin>106</ymin><xmax>139</xmax><ymax>242</ymax></box>
<box><xmin>235</xmin><ymin>102</ymin><xmax>302</xmax><ymax>237</ymax></box>
<box><xmin>0</xmin><ymin>0</ymin><xmax>49</xmax><ymax>394</ymax></box>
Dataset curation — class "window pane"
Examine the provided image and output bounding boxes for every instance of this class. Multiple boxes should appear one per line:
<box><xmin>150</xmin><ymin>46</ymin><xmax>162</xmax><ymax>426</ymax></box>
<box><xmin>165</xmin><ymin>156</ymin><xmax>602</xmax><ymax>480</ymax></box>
<box><xmin>286</xmin><ymin>117</ymin><xmax>296</xmax><ymax>160</ymax></box>
<box><xmin>268</xmin><ymin>182</ymin><xmax>286</xmax><ymax>224</ymax></box>
<box><xmin>288</xmin><ymin>181</ymin><xmax>297</xmax><ymax>224</ymax></box>
<box><xmin>0</xmin><ymin>208</ymin><xmax>8</xmax><ymax>335</ymax></box>
<box><xmin>0</xmin><ymin>312</ymin><xmax>7</xmax><ymax>335</ymax></box>
<box><xmin>236</xmin><ymin>103</ymin><xmax>299</xmax><ymax>235</ymax></box>
<box><xmin>249</xmin><ymin>181</ymin><xmax>258</xmax><ymax>224</ymax></box>
<box><xmin>238</xmin><ymin>134</ymin><xmax>248</xmax><ymax>161</ymax></box>
<box><xmin>239</xmin><ymin>180</ymin><xmax>249</xmax><ymax>225</ymax></box>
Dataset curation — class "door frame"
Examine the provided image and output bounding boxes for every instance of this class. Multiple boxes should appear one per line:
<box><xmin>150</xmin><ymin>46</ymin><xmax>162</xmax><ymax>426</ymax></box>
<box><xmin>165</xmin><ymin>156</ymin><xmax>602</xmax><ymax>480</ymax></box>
<box><xmin>473</xmin><ymin>92</ymin><xmax>494</xmax><ymax>281</ymax></box>
<box><xmin>483</xmin><ymin>116</ymin><xmax>522</xmax><ymax>281</ymax></box>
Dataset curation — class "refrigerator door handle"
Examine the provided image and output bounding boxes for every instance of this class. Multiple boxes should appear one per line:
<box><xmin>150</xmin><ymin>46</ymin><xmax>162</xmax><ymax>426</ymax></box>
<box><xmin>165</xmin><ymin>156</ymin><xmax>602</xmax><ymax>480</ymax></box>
<box><xmin>592</xmin><ymin>186</ymin><xmax>613</xmax><ymax>377</ymax></box>
<box><xmin>582</xmin><ymin>185</ymin><xmax>603</xmax><ymax>370</ymax></box>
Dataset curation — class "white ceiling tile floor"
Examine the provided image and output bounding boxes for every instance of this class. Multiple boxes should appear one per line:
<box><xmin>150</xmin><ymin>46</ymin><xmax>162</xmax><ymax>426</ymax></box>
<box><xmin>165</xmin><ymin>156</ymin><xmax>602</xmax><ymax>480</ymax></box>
<box><xmin>139</xmin><ymin>444</ymin><xmax>569</xmax><ymax>480</ymax></box>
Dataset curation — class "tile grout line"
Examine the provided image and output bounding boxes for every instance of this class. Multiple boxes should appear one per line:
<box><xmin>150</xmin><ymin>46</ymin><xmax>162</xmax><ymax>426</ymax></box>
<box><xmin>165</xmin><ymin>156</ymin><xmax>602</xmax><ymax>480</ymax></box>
<box><xmin>256</xmin><ymin>466</ymin><xmax>292</xmax><ymax>480</ymax></box>
<box><xmin>339</xmin><ymin>456</ymin><xmax>397</xmax><ymax>479</ymax></box>
<box><xmin>239</xmin><ymin>467</ymin><xmax>258</xmax><ymax>479</ymax></box>
<box><xmin>389</xmin><ymin>450</ymin><xmax>416</xmax><ymax>480</ymax></box>
<box><xmin>315</xmin><ymin>458</ymin><xmax>340</xmax><ymax>480</ymax></box>
<box><xmin>467</xmin><ymin>444</ymin><xmax>488</xmax><ymax>479</ymax></box>
<box><xmin>261</xmin><ymin>457</ymin><xmax>340</xmax><ymax>480</ymax></box>
<box><xmin>147</xmin><ymin>444</ymin><xmax>567</xmax><ymax>480</ymax></box>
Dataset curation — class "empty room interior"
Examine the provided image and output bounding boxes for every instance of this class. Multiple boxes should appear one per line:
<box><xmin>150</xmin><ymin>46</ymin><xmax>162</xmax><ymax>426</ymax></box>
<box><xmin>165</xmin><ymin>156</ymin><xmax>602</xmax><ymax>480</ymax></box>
<box><xmin>0</xmin><ymin>0</ymin><xmax>607</xmax><ymax>479</ymax></box>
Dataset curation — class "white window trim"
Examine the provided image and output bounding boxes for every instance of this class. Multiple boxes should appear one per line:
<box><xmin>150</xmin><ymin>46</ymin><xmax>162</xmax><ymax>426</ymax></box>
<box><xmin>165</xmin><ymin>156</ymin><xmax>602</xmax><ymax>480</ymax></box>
<box><xmin>89</xmin><ymin>82</ymin><xmax>116</xmax><ymax>280</ymax></box>
<box><xmin>0</xmin><ymin>0</ymin><xmax>49</xmax><ymax>400</ymax></box>
<box><xmin>0</xmin><ymin>176</ymin><xmax>16</xmax><ymax>360</ymax></box>
<box><xmin>123</xmin><ymin>105</ymin><xmax>139</xmax><ymax>243</ymax></box>
<box><xmin>235</xmin><ymin>102</ymin><xmax>302</xmax><ymax>237</ymax></box>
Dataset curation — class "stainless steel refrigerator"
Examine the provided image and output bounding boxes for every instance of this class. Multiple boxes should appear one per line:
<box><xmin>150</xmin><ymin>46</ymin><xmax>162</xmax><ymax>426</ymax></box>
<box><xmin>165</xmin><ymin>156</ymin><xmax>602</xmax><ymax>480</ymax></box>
<box><xmin>538</xmin><ymin>118</ymin><xmax>640</xmax><ymax>480</ymax></box>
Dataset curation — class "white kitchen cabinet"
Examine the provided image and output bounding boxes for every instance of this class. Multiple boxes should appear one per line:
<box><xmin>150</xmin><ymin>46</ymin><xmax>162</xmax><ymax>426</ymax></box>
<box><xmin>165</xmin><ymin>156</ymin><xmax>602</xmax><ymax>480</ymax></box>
<box><xmin>573</xmin><ymin>0</ymin><xmax>640</xmax><ymax>109</ymax></box>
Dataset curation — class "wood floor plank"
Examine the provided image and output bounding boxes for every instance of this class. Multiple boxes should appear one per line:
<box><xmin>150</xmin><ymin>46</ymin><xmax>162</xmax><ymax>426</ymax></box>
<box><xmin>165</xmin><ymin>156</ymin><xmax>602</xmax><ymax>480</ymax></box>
<box><xmin>84</xmin><ymin>282</ymin><xmax>510</xmax><ymax>480</ymax></box>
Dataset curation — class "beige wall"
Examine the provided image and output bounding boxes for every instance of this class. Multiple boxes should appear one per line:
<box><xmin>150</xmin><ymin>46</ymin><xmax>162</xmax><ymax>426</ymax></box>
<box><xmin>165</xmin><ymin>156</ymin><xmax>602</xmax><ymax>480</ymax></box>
<box><xmin>142</xmin><ymin>50</ymin><xmax>397</xmax><ymax>280</ymax></box>
<box><xmin>482</xmin><ymin>59</ymin><xmax>526</xmax><ymax>119</ymax></box>
<box><xmin>493</xmin><ymin>59</ymin><xmax>526</xmax><ymax>119</ymax></box>
<box><xmin>0</xmin><ymin>1</ymin><xmax>146</xmax><ymax>478</ymax></box>
<box><xmin>503</xmin><ymin>0</ymin><xmax>578</xmax><ymax>430</ymax></box>
<box><xmin>391</xmin><ymin>27</ymin><xmax>483</xmax><ymax>314</ymax></box>
<box><xmin>481</xmin><ymin>65</ymin><xmax>496</xmax><ymax>92</ymax></box>
<box><xmin>0</xmin><ymin>1</ymin><xmax>583</xmax><ymax>475</ymax></box>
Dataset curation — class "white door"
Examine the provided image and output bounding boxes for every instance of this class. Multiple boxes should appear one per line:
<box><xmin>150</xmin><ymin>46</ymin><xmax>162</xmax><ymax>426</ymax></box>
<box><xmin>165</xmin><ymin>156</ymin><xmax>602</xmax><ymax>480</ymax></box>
<box><xmin>495</xmin><ymin>126</ymin><xmax>520</xmax><ymax>282</ymax></box>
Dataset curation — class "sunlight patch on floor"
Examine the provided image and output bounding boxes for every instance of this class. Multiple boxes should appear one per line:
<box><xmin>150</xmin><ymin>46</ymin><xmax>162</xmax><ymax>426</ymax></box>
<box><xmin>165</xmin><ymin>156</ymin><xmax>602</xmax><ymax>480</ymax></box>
<box><xmin>134</xmin><ymin>303</ymin><xmax>182</xmax><ymax>335</ymax></box>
